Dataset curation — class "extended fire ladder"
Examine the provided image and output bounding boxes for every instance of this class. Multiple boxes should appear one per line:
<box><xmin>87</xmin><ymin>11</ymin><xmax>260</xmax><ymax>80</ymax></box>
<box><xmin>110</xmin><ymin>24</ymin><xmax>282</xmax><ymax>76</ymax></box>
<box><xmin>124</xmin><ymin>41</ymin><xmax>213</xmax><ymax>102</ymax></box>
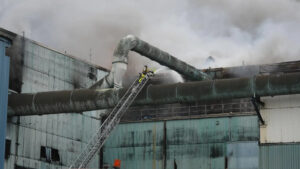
<box><xmin>69</xmin><ymin>73</ymin><xmax>152</xmax><ymax>169</ymax></box>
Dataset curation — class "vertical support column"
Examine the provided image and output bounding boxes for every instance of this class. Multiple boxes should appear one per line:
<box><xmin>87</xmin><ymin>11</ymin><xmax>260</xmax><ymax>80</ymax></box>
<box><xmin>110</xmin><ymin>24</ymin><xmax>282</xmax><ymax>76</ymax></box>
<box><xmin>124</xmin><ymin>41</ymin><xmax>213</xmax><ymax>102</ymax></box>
<box><xmin>163</xmin><ymin>121</ymin><xmax>167</xmax><ymax>169</ymax></box>
<box><xmin>100</xmin><ymin>116</ymin><xmax>106</xmax><ymax>169</ymax></box>
<box><xmin>0</xmin><ymin>37</ymin><xmax>11</xmax><ymax>169</ymax></box>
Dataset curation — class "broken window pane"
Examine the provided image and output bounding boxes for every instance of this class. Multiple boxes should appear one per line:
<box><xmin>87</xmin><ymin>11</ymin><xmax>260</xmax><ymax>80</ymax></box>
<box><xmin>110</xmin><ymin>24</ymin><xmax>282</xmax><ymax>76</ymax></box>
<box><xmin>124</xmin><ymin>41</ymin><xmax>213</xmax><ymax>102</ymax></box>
<box><xmin>40</xmin><ymin>146</ymin><xmax>60</xmax><ymax>163</ymax></box>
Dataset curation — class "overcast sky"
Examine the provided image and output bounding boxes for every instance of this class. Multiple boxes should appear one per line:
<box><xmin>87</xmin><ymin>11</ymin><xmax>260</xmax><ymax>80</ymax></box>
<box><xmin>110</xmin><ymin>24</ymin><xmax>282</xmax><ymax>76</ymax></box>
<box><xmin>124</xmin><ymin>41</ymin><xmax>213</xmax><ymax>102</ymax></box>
<box><xmin>1</xmin><ymin>0</ymin><xmax>300</xmax><ymax>70</ymax></box>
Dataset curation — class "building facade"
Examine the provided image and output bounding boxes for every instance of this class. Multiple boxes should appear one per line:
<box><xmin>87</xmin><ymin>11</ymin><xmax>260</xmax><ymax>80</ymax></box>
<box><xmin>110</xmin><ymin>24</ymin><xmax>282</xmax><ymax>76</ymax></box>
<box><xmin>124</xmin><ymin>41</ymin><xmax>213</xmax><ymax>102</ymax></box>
<box><xmin>1</xmin><ymin>28</ymin><xmax>108</xmax><ymax>169</ymax></box>
<box><xmin>1</xmin><ymin>27</ymin><xmax>300</xmax><ymax>169</ymax></box>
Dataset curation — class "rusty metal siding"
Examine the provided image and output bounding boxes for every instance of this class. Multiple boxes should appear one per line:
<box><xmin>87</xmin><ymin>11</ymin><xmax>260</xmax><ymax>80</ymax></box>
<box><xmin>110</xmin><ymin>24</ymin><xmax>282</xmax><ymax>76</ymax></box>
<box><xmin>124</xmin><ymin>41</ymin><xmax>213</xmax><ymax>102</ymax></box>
<box><xmin>0</xmin><ymin>37</ymin><xmax>11</xmax><ymax>169</ymax></box>
<box><xmin>103</xmin><ymin>116</ymin><xmax>259</xmax><ymax>169</ymax></box>
<box><xmin>260</xmin><ymin>143</ymin><xmax>300</xmax><ymax>169</ymax></box>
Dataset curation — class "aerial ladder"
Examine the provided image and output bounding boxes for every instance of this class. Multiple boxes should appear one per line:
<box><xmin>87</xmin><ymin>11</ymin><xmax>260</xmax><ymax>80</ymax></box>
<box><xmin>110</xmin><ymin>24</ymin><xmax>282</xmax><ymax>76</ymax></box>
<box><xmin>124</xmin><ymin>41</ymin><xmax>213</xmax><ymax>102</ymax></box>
<box><xmin>69</xmin><ymin>71</ymin><xmax>153</xmax><ymax>169</ymax></box>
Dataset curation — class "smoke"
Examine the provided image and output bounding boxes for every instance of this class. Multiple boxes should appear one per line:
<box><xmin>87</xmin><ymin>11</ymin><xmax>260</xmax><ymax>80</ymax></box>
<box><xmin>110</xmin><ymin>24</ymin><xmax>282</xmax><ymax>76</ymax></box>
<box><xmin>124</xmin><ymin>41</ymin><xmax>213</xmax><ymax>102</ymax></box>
<box><xmin>1</xmin><ymin>0</ymin><xmax>300</xmax><ymax>72</ymax></box>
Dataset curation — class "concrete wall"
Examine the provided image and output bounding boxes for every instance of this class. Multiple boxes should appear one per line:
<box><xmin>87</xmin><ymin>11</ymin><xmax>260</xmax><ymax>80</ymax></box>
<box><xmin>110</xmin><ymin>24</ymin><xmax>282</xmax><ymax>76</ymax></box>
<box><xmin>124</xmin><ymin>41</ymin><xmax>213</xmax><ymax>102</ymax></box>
<box><xmin>4</xmin><ymin>35</ymin><xmax>108</xmax><ymax>169</ymax></box>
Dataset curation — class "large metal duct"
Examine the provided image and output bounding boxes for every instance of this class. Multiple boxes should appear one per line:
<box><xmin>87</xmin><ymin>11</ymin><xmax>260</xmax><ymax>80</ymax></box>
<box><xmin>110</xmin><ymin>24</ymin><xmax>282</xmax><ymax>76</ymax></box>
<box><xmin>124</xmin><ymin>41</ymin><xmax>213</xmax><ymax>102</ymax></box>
<box><xmin>90</xmin><ymin>35</ymin><xmax>210</xmax><ymax>89</ymax></box>
<box><xmin>8</xmin><ymin>72</ymin><xmax>300</xmax><ymax>116</ymax></box>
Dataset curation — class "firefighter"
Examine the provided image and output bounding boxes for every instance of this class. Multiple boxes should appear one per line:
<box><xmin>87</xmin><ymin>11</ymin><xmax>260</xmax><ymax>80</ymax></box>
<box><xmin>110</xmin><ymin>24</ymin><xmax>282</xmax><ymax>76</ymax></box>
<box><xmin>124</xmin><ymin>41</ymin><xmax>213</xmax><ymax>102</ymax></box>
<box><xmin>142</xmin><ymin>65</ymin><xmax>148</xmax><ymax>74</ymax></box>
<box><xmin>142</xmin><ymin>65</ymin><xmax>154</xmax><ymax>75</ymax></box>
<box><xmin>139</xmin><ymin>65</ymin><xmax>154</xmax><ymax>83</ymax></box>
<box><xmin>138</xmin><ymin>72</ymin><xmax>145</xmax><ymax>83</ymax></box>
<box><xmin>113</xmin><ymin>159</ymin><xmax>121</xmax><ymax>169</ymax></box>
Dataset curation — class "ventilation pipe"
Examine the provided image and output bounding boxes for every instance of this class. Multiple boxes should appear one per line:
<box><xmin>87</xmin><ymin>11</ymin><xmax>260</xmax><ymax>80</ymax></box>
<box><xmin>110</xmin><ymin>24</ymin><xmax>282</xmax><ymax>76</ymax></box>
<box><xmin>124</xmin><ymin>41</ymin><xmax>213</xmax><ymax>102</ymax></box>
<box><xmin>8</xmin><ymin>72</ymin><xmax>300</xmax><ymax>116</ymax></box>
<box><xmin>90</xmin><ymin>35</ymin><xmax>210</xmax><ymax>89</ymax></box>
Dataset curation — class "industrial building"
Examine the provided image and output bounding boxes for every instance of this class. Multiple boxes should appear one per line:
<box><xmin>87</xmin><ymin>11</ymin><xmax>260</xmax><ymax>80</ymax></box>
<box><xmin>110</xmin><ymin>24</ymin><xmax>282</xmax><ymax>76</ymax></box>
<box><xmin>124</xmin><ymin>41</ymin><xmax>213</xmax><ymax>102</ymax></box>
<box><xmin>1</xmin><ymin>27</ymin><xmax>300</xmax><ymax>169</ymax></box>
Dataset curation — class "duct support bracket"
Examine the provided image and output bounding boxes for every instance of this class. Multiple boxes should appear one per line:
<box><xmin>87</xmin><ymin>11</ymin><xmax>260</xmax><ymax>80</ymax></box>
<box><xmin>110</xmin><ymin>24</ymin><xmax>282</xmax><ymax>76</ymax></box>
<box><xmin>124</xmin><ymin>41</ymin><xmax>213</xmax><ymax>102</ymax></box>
<box><xmin>251</xmin><ymin>96</ymin><xmax>265</xmax><ymax>125</ymax></box>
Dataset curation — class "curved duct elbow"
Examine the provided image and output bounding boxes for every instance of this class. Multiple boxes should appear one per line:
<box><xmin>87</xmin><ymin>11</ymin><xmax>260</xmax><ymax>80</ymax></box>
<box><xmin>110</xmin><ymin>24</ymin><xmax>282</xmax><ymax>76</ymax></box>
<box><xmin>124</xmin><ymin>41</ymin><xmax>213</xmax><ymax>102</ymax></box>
<box><xmin>110</xmin><ymin>35</ymin><xmax>137</xmax><ymax>88</ymax></box>
<box><xmin>90</xmin><ymin>35</ymin><xmax>210</xmax><ymax>89</ymax></box>
<box><xmin>91</xmin><ymin>35</ymin><xmax>137</xmax><ymax>89</ymax></box>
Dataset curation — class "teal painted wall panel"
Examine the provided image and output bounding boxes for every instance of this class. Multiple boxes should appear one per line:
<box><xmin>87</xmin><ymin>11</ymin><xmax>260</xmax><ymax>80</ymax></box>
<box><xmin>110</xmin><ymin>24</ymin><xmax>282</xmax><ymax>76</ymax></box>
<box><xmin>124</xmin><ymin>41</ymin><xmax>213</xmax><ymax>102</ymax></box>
<box><xmin>167</xmin><ymin>116</ymin><xmax>258</xmax><ymax>145</ymax></box>
<box><xmin>104</xmin><ymin>146</ymin><xmax>164</xmax><ymax>169</ymax></box>
<box><xmin>167</xmin><ymin>143</ymin><xmax>226</xmax><ymax>169</ymax></box>
<box><xmin>260</xmin><ymin>144</ymin><xmax>300</xmax><ymax>169</ymax></box>
<box><xmin>104</xmin><ymin>116</ymin><xmax>259</xmax><ymax>169</ymax></box>
<box><xmin>5</xmin><ymin>37</ymin><xmax>107</xmax><ymax>168</ymax></box>
<box><xmin>104</xmin><ymin>122</ymin><xmax>164</xmax><ymax>169</ymax></box>
<box><xmin>23</xmin><ymin>40</ymin><xmax>104</xmax><ymax>91</ymax></box>
<box><xmin>165</xmin><ymin>116</ymin><xmax>258</xmax><ymax>169</ymax></box>
<box><xmin>227</xmin><ymin>142</ymin><xmax>258</xmax><ymax>169</ymax></box>
<box><xmin>105</xmin><ymin>122</ymin><xmax>164</xmax><ymax>148</ymax></box>
<box><xmin>230</xmin><ymin>116</ymin><xmax>259</xmax><ymax>141</ymax></box>
<box><xmin>167</xmin><ymin>118</ymin><xmax>230</xmax><ymax>144</ymax></box>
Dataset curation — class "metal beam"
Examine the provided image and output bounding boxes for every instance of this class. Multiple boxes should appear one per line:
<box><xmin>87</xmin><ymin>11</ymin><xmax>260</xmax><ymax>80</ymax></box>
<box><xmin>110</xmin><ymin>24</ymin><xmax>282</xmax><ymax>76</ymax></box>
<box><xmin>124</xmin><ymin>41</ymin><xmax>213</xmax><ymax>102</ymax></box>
<box><xmin>251</xmin><ymin>96</ymin><xmax>265</xmax><ymax>125</ymax></box>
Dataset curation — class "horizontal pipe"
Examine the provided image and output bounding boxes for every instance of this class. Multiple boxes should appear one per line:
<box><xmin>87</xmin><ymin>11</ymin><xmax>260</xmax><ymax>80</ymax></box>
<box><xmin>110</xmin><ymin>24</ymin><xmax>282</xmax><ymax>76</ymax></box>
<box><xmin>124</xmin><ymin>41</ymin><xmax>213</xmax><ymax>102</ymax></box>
<box><xmin>8</xmin><ymin>72</ymin><xmax>300</xmax><ymax>116</ymax></box>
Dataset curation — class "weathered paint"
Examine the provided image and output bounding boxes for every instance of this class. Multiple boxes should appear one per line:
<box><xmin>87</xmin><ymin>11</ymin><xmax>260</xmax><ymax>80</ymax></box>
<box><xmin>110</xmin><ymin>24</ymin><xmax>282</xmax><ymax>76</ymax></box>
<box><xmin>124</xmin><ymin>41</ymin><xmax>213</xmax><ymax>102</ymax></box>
<box><xmin>166</xmin><ymin>116</ymin><xmax>258</xmax><ymax>169</ymax></box>
<box><xmin>4</xmin><ymin>32</ymin><xmax>107</xmax><ymax>169</ymax></box>
<box><xmin>260</xmin><ymin>143</ymin><xmax>300</xmax><ymax>169</ymax></box>
<box><xmin>104</xmin><ymin>122</ymin><xmax>164</xmax><ymax>169</ymax></box>
<box><xmin>0</xmin><ymin>37</ymin><xmax>11</xmax><ymax>169</ymax></box>
<box><xmin>103</xmin><ymin>116</ymin><xmax>259</xmax><ymax>169</ymax></box>
<box><xmin>8</xmin><ymin>72</ymin><xmax>300</xmax><ymax>116</ymax></box>
<box><xmin>260</xmin><ymin>94</ymin><xmax>300</xmax><ymax>143</ymax></box>
<box><xmin>167</xmin><ymin>143</ymin><xmax>226</xmax><ymax>169</ymax></box>
<box><xmin>227</xmin><ymin>142</ymin><xmax>258</xmax><ymax>169</ymax></box>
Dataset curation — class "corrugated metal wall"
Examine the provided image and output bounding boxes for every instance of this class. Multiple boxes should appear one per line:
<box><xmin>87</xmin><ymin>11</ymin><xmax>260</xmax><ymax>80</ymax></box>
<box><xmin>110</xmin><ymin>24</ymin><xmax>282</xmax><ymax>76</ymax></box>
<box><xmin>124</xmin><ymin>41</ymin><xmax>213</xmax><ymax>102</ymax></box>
<box><xmin>5</xmin><ymin>38</ymin><xmax>108</xmax><ymax>169</ymax></box>
<box><xmin>104</xmin><ymin>116</ymin><xmax>259</xmax><ymax>169</ymax></box>
<box><xmin>0</xmin><ymin>37</ymin><xmax>11</xmax><ymax>169</ymax></box>
<box><xmin>104</xmin><ymin>122</ymin><xmax>165</xmax><ymax>169</ymax></box>
<box><xmin>260</xmin><ymin>144</ymin><xmax>300</xmax><ymax>169</ymax></box>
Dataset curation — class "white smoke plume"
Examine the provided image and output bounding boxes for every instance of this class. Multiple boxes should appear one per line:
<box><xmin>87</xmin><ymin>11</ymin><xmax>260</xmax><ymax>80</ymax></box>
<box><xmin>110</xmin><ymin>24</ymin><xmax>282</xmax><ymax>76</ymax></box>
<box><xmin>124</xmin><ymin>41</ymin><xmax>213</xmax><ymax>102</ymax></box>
<box><xmin>1</xmin><ymin>0</ymin><xmax>300</xmax><ymax>71</ymax></box>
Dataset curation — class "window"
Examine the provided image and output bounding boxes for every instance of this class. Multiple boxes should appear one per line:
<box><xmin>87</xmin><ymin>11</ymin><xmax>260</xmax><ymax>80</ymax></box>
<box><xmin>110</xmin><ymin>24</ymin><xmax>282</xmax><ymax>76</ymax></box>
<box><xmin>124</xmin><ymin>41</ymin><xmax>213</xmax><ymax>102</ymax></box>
<box><xmin>40</xmin><ymin>146</ymin><xmax>60</xmax><ymax>163</ymax></box>
<box><xmin>88</xmin><ymin>67</ymin><xmax>96</xmax><ymax>80</ymax></box>
<box><xmin>88</xmin><ymin>71</ymin><xmax>96</xmax><ymax>80</ymax></box>
<box><xmin>15</xmin><ymin>165</ymin><xmax>35</xmax><ymax>169</ymax></box>
<box><xmin>5</xmin><ymin>139</ymin><xmax>11</xmax><ymax>159</ymax></box>
<box><xmin>51</xmin><ymin>148</ymin><xmax>60</xmax><ymax>162</ymax></box>
<box><xmin>89</xmin><ymin>67</ymin><xmax>95</xmax><ymax>73</ymax></box>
